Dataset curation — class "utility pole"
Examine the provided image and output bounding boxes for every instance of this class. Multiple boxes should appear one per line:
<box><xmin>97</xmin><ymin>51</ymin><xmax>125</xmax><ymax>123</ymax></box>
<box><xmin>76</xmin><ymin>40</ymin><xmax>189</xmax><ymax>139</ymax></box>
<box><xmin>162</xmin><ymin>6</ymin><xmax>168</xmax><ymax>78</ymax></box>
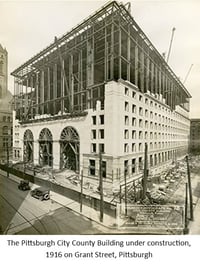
<box><xmin>6</xmin><ymin>143</ymin><xmax>9</xmax><ymax>177</ymax></box>
<box><xmin>124</xmin><ymin>167</ymin><xmax>127</xmax><ymax>216</ymax></box>
<box><xmin>183</xmin><ymin>182</ymin><xmax>189</xmax><ymax>234</ymax></box>
<box><xmin>142</xmin><ymin>143</ymin><xmax>148</xmax><ymax>200</ymax></box>
<box><xmin>80</xmin><ymin>170</ymin><xmax>83</xmax><ymax>213</ymax></box>
<box><xmin>186</xmin><ymin>155</ymin><xmax>194</xmax><ymax>221</ymax></box>
<box><xmin>99</xmin><ymin>151</ymin><xmax>104</xmax><ymax>222</ymax></box>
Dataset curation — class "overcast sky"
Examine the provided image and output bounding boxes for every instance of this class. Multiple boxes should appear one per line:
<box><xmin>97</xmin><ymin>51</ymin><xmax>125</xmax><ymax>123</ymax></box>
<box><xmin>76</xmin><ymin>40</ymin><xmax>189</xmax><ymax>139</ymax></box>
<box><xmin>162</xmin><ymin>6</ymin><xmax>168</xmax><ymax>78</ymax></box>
<box><xmin>0</xmin><ymin>0</ymin><xmax>200</xmax><ymax>118</ymax></box>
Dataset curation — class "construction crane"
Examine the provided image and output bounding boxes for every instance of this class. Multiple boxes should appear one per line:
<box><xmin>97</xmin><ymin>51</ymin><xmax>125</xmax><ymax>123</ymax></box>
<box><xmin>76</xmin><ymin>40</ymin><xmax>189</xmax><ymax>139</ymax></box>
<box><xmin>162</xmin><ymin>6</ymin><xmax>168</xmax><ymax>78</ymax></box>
<box><xmin>183</xmin><ymin>64</ymin><xmax>193</xmax><ymax>84</ymax></box>
<box><xmin>166</xmin><ymin>27</ymin><xmax>176</xmax><ymax>63</ymax></box>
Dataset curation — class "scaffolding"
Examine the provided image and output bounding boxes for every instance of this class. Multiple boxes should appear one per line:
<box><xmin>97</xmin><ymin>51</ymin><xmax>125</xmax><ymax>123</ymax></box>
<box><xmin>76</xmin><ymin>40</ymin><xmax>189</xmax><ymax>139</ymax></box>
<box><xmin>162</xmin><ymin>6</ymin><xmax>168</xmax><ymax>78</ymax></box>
<box><xmin>12</xmin><ymin>0</ymin><xmax>191</xmax><ymax>124</ymax></box>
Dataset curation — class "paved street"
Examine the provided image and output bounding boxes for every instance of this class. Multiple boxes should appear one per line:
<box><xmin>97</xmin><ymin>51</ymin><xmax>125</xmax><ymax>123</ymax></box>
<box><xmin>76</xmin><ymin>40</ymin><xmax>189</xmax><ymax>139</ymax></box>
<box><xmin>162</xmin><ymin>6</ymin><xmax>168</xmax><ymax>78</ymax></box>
<box><xmin>0</xmin><ymin>173</ymin><xmax>106</xmax><ymax>234</ymax></box>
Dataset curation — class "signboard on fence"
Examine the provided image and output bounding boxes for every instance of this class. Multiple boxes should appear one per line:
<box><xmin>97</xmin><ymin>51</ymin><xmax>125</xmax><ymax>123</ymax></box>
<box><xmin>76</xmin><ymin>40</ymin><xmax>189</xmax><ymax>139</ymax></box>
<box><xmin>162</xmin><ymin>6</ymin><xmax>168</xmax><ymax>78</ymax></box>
<box><xmin>117</xmin><ymin>203</ymin><xmax>184</xmax><ymax>232</ymax></box>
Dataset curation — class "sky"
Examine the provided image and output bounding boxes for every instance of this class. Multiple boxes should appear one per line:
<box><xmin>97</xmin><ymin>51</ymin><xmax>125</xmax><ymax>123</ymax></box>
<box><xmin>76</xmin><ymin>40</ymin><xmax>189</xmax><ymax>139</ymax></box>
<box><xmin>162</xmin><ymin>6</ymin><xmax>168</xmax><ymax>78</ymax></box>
<box><xmin>0</xmin><ymin>0</ymin><xmax>200</xmax><ymax>118</ymax></box>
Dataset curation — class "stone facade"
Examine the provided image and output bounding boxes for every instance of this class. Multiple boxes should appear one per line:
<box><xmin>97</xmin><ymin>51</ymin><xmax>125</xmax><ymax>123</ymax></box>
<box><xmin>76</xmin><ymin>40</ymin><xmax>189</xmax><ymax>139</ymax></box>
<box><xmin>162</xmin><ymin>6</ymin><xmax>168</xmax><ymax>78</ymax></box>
<box><xmin>0</xmin><ymin>44</ymin><xmax>12</xmax><ymax>163</ymax></box>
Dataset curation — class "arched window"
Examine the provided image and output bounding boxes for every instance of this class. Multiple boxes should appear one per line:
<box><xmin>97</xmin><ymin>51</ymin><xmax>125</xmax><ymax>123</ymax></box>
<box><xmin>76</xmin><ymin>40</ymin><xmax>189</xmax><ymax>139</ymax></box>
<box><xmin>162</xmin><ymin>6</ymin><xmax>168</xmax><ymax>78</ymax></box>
<box><xmin>39</xmin><ymin>128</ymin><xmax>53</xmax><ymax>167</ymax></box>
<box><xmin>60</xmin><ymin>126</ymin><xmax>80</xmax><ymax>172</ymax></box>
<box><xmin>23</xmin><ymin>129</ymin><xmax>34</xmax><ymax>162</ymax></box>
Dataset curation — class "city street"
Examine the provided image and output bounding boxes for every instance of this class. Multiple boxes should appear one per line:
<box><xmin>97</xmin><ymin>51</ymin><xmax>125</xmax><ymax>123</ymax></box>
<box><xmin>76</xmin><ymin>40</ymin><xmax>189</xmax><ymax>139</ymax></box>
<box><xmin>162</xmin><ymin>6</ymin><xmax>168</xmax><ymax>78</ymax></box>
<box><xmin>0</xmin><ymin>173</ymin><xmax>106</xmax><ymax>234</ymax></box>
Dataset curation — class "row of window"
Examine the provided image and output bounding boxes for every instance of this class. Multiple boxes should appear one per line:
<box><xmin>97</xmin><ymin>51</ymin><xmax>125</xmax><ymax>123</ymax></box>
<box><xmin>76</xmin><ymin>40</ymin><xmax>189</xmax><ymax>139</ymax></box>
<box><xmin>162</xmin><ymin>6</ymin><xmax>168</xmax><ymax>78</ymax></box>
<box><xmin>92</xmin><ymin>115</ymin><xmax>104</xmax><ymax>125</ymax></box>
<box><xmin>124</xmin><ymin>141</ymin><xmax>188</xmax><ymax>153</ymax></box>
<box><xmin>124</xmin><ymin>88</ymin><xmax>170</xmax><ymax>110</ymax></box>
<box><xmin>91</xmin><ymin>143</ymin><xmax>105</xmax><ymax>153</ymax></box>
<box><xmin>124</xmin><ymin>115</ymin><xmax>189</xmax><ymax>134</ymax></box>
<box><xmin>124</xmin><ymin>87</ymin><xmax>188</xmax><ymax>122</ymax></box>
<box><xmin>124</xmin><ymin>129</ymin><xmax>188</xmax><ymax>140</ymax></box>
<box><xmin>89</xmin><ymin>159</ymin><xmax>106</xmax><ymax>177</ymax></box>
<box><xmin>14</xmin><ymin>150</ymin><xmax>20</xmax><ymax>158</ymax></box>
<box><xmin>124</xmin><ymin>101</ymin><xmax>187</xmax><ymax>125</ymax></box>
<box><xmin>0</xmin><ymin>116</ymin><xmax>12</xmax><ymax>122</ymax></box>
<box><xmin>91</xmin><ymin>129</ymin><xmax>104</xmax><ymax>139</ymax></box>
<box><xmin>123</xmin><ymin>150</ymin><xmax>178</xmax><ymax>175</ymax></box>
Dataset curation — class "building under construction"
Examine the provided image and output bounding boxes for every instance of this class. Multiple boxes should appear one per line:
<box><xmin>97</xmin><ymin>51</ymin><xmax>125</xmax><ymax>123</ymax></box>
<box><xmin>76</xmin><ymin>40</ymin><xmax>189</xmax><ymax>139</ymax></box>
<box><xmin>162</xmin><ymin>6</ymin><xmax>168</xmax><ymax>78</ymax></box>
<box><xmin>12</xmin><ymin>1</ymin><xmax>191</xmax><ymax>186</ymax></box>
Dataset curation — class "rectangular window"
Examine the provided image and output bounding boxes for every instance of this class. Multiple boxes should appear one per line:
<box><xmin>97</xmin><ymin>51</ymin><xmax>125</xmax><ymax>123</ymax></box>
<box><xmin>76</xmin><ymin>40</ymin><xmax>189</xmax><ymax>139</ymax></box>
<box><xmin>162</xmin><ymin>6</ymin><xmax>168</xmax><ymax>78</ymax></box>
<box><xmin>150</xmin><ymin>155</ymin><xmax>153</xmax><ymax>167</ymax></box>
<box><xmin>124</xmin><ymin>129</ymin><xmax>129</xmax><ymax>139</ymax></box>
<box><xmin>89</xmin><ymin>160</ymin><xmax>96</xmax><ymax>176</ymax></box>
<box><xmin>125</xmin><ymin>87</ymin><xmax>129</xmax><ymax>96</ymax></box>
<box><xmin>91</xmin><ymin>143</ymin><xmax>96</xmax><ymax>153</ymax></box>
<box><xmin>91</xmin><ymin>130</ymin><xmax>96</xmax><ymax>139</ymax></box>
<box><xmin>139</xmin><ymin>107</ymin><xmax>143</xmax><ymax>116</ymax></box>
<box><xmin>132</xmin><ymin>143</ymin><xmax>136</xmax><ymax>152</ymax></box>
<box><xmin>125</xmin><ymin>116</ymin><xmax>129</xmax><ymax>126</ymax></box>
<box><xmin>132</xmin><ymin>117</ymin><xmax>136</xmax><ymax>126</ymax></box>
<box><xmin>139</xmin><ymin>143</ymin><xmax>142</xmax><ymax>152</ymax></box>
<box><xmin>125</xmin><ymin>101</ymin><xmax>129</xmax><ymax>112</ymax></box>
<box><xmin>124</xmin><ymin>143</ymin><xmax>129</xmax><ymax>153</ymax></box>
<box><xmin>99</xmin><ymin>143</ymin><xmax>104</xmax><ymax>153</ymax></box>
<box><xmin>92</xmin><ymin>116</ymin><xmax>96</xmax><ymax>125</ymax></box>
<box><xmin>132</xmin><ymin>130</ymin><xmax>136</xmax><ymax>139</ymax></box>
<box><xmin>139</xmin><ymin>157</ymin><xmax>143</xmax><ymax>171</ymax></box>
<box><xmin>99</xmin><ymin>129</ymin><xmax>104</xmax><ymax>139</ymax></box>
<box><xmin>132</xmin><ymin>91</ymin><xmax>136</xmax><ymax>98</ymax></box>
<box><xmin>99</xmin><ymin>115</ymin><xmax>104</xmax><ymax>125</ymax></box>
<box><xmin>132</xmin><ymin>104</ymin><xmax>136</xmax><ymax>114</ymax></box>
<box><xmin>132</xmin><ymin>159</ymin><xmax>136</xmax><ymax>173</ymax></box>
<box><xmin>124</xmin><ymin>160</ymin><xmax>128</xmax><ymax>176</ymax></box>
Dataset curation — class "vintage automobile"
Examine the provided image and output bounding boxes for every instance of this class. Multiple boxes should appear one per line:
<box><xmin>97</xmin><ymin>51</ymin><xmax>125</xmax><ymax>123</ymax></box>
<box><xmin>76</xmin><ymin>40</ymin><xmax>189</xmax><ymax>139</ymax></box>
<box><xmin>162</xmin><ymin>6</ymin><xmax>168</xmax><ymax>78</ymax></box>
<box><xmin>30</xmin><ymin>187</ymin><xmax>50</xmax><ymax>201</ymax></box>
<box><xmin>18</xmin><ymin>180</ymin><xmax>31</xmax><ymax>191</ymax></box>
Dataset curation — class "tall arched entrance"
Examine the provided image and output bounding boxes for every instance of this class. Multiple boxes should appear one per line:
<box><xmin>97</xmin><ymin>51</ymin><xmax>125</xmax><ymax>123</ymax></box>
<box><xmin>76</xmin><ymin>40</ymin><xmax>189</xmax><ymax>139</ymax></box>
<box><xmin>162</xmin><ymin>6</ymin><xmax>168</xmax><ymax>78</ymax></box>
<box><xmin>60</xmin><ymin>126</ymin><xmax>80</xmax><ymax>172</ymax></box>
<box><xmin>23</xmin><ymin>129</ymin><xmax>34</xmax><ymax>162</ymax></box>
<box><xmin>39</xmin><ymin>128</ymin><xmax>53</xmax><ymax>167</ymax></box>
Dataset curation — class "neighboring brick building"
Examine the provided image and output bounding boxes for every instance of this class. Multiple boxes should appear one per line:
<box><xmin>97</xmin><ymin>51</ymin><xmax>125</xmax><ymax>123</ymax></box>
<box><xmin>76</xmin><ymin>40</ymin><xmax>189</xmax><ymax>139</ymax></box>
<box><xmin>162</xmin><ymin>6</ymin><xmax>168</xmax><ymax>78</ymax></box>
<box><xmin>12</xmin><ymin>1</ymin><xmax>191</xmax><ymax>187</ymax></box>
<box><xmin>0</xmin><ymin>44</ymin><xmax>13</xmax><ymax>163</ymax></box>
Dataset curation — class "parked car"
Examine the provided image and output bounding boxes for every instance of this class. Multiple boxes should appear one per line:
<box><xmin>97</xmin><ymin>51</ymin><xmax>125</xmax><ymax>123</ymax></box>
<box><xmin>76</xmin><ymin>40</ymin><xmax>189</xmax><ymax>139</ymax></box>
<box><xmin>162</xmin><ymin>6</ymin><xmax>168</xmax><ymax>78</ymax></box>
<box><xmin>30</xmin><ymin>187</ymin><xmax>50</xmax><ymax>201</ymax></box>
<box><xmin>18</xmin><ymin>180</ymin><xmax>30</xmax><ymax>191</ymax></box>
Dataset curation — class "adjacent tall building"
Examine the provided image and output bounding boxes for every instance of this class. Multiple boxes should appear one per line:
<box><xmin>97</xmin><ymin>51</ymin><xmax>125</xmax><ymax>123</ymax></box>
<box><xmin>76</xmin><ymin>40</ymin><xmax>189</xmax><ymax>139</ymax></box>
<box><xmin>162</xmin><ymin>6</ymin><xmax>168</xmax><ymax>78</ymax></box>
<box><xmin>190</xmin><ymin>119</ymin><xmax>200</xmax><ymax>155</ymax></box>
<box><xmin>0</xmin><ymin>44</ymin><xmax>13</xmax><ymax>163</ymax></box>
<box><xmin>12</xmin><ymin>1</ymin><xmax>191</xmax><ymax>187</ymax></box>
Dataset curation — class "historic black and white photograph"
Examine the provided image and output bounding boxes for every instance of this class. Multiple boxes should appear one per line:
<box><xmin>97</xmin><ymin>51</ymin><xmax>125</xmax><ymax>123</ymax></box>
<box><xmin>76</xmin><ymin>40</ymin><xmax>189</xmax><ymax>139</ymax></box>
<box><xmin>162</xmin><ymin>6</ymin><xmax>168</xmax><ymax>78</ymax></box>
<box><xmin>0</xmin><ymin>0</ymin><xmax>200</xmax><ymax>235</ymax></box>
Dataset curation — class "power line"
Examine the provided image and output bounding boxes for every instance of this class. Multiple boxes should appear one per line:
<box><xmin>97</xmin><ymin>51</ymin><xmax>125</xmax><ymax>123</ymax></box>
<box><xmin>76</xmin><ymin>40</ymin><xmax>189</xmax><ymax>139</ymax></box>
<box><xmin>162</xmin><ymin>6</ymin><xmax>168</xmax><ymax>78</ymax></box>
<box><xmin>0</xmin><ymin>193</ymin><xmax>41</xmax><ymax>234</ymax></box>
